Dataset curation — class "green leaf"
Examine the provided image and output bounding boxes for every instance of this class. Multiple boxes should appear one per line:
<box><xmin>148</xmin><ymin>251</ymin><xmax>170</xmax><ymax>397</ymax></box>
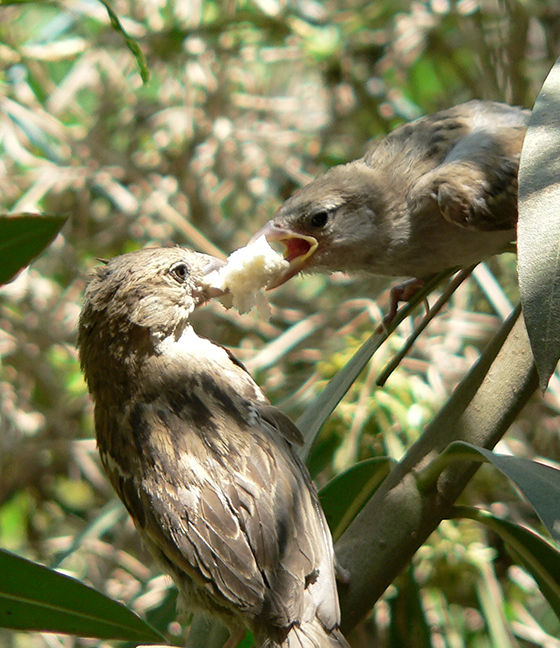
<box><xmin>319</xmin><ymin>458</ymin><xmax>394</xmax><ymax>540</ymax></box>
<box><xmin>518</xmin><ymin>55</ymin><xmax>560</xmax><ymax>390</ymax></box>
<box><xmin>425</xmin><ymin>442</ymin><xmax>560</xmax><ymax>545</ymax></box>
<box><xmin>0</xmin><ymin>548</ymin><xmax>164</xmax><ymax>641</ymax></box>
<box><xmin>454</xmin><ymin>506</ymin><xmax>560</xmax><ymax>621</ymax></box>
<box><xmin>98</xmin><ymin>0</ymin><xmax>149</xmax><ymax>83</ymax></box>
<box><xmin>0</xmin><ymin>214</ymin><xmax>67</xmax><ymax>286</ymax></box>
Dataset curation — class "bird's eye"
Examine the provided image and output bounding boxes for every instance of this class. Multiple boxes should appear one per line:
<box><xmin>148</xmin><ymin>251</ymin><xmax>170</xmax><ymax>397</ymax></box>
<box><xmin>170</xmin><ymin>262</ymin><xmax>189</xmax><ymax>282</ymax></box>
<box><xmin>309</xmin><ymin>210</ymin><xmax>329</xmax><ymax>228</ymax></box>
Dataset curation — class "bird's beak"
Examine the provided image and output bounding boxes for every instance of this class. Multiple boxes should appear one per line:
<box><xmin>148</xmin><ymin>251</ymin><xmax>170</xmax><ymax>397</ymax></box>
<box><xmin>198</xmin><ymin>254</ymin><xmax>227</xmax><ymax>300</ymax></box>
<box><xmin>249</xmin><ymin>222</ymin><xmax>318</xmax><ymax>289</ymax></box>
<box><xmin>201</xmin><ymin>255</ymin><xmax>226</xmax><ymax>276</ymax></box>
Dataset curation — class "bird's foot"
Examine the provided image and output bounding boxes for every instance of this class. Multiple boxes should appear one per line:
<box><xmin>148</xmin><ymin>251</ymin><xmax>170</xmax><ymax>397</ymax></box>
<box><xmin>375</xmin><ymin>278</ymin><xmax>427</xmax><ymax>334</ymax></box>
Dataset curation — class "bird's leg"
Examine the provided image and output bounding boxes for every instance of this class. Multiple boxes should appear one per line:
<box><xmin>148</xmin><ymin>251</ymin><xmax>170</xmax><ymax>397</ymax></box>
<box><xmin>376</xmin><ymin>266</ymin><xmax>474</xmax><ymax>386</ymax></box>
<box><xmin>376</xmin><ymin>278</ymin><xmax>427</xmax><ymax>334</ymax></box>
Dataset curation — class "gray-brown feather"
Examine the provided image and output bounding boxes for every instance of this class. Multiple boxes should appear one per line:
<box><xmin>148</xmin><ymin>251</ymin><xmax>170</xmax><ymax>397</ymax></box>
<box><xmin>77</xmin><ymin>248</ymin><xmax>347</xmax><ymax>647</ymax></box>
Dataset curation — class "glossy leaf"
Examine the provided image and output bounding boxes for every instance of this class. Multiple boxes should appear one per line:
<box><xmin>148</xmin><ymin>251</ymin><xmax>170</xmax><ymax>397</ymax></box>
<box><xmin>319</xmin><ymin>457</ymin><xmax>394</xmax><ymax>540</ymax></box>
<box><xmin>518</xmin><ymin>55</ymin><xmax>560</xmax><ymax>390</ymax></box>
<box><xmin>0</xmin><ymin>549</ymin><xmax>164</xmax><ymax>641</ymax></box>
<box><xmin>427</xmin><ymin>442</ymin><xmax>560</xmax><ymax>545</ymax></box>
<box><xmin>454</xmin><ymin>506</ymin><xmax>560</xmax><ymax>620</ymax></box>
<box><xmin>0</xmin><ymin>214</ymin><xmax>67</xmax><ymax>285</ymax></box>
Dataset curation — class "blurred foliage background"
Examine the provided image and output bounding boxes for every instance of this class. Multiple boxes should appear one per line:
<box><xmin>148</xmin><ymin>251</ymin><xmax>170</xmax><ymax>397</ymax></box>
<box><xmin>2</xmin><ymin>0</ymin><xmax>560</xmax><ymax>646</ymax></box>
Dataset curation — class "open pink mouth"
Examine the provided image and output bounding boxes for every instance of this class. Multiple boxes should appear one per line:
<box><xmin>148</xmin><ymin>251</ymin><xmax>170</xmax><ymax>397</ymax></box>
<box><xmin>284</xmin><ymin>237</ymin><xmax>313</xmax><ymax>262</ymax></box>
<box><xmin>249</xmin><ymin>223</ymin><xmax>319</xmax><ymax>288</ymax></box>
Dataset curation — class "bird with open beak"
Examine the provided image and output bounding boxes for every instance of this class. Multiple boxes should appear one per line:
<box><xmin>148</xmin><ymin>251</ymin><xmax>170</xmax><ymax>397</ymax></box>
<box><xmin>253</xmin><ymin>100</ymin><xmax>528</xmax><ymax>294</ymax></box>
<box><xmin>77</xmin><ymin>247</ymin><xmax>349</xmax><ymax>648</ymax></box>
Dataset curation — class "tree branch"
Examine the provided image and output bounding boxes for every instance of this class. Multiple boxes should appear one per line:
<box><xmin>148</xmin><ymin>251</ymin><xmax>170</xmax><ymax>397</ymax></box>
<box><xmin>336</xmin><ymin>305</ymin><xmax>539</xmax><ymax>632</ymax></box>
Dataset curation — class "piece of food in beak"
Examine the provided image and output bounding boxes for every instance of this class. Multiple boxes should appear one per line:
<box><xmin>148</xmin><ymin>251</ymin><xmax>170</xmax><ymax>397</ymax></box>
<box><xmin>201</xmin><ymin>235</ymin><xmax>289</xmax><ymax>316</ymax></box>
<box><xmin>249</xmin><ymin>222</ymin><xmax>318</xmax><ymax>288</ymax></box>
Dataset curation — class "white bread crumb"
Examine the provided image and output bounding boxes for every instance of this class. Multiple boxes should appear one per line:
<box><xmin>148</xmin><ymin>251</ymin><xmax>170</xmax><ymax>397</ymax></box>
<box><xmin>203</xmin><ymin>236</ymin><xmax>288</xmax><ymax>316</ymax></box>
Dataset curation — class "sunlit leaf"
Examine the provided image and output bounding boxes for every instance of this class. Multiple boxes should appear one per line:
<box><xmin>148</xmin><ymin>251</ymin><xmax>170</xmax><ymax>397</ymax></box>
<box><xmin>98</xmin><ymin>0</ymin><xmax>149</xmax><ymax>83</ymax></box>
<box><xmin>475</xmin><ymin>558</ymin><xmax>516</xmax><ymax>647</ymax></box>
<box><xmin>518</xmin><ymin>55</ymin><xmax>560</xmax><ymax>390</ymax></box>
<box><xmin>0</xmin><ymin>549</ymin><xmax>164</xmax><ymax>641</ymax></box>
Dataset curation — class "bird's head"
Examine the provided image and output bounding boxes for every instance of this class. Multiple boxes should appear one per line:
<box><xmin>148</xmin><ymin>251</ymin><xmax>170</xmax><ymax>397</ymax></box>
<box><xmin>251</xmin><ymin>162</ymin><xmax>382</xmax><ymax>288</ymax></box>
<box><xmin>83</xmin><ymin>247</ymin><xmax>224</xmax><ymax>328</ymax></box>
<box><xmin>78</xmin><ymin>247</ymin><xmax>225</xmax><ymax>381</ymax></box>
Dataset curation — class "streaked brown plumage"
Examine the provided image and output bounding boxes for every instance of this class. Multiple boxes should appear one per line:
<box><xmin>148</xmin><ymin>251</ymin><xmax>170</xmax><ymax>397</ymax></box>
<box><xmin>254</xmin><ymin>100</ymin><xmax>529</xmax><ymax>287</ymax></box>
<box><xmin>77</xmin><ymin>247</ymin><xmax>348</xmax><ymax>648</ymax></box>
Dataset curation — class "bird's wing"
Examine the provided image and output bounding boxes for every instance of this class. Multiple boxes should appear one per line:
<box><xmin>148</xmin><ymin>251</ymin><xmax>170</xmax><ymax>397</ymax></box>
<box><xmin>257</xmin><ymin>403</ymin><xmax>304</xmax><ymax>446</ymax></box>
<box><xmin>109</xmin><ymin>397</ymin><xmax>268</xmax><ymax>616</ymax></box>
<box><xmin>244</xmin><ymin>401</ymin><xmax>341</xmax><ymax>634</ymax></box>
<box><xmin>408</xmin><ymin>102</ymin><xmax>529</xmax><ymax>231</ymax></box>
<box><xmin>112</xmin><ymin>374</ymin><xmax>338</xmax><ymax>634</ymax></box>
<box><xmin>364</xmin><ymin>101</ymin><xmax>528</xmax><ymax>232</ymax></box>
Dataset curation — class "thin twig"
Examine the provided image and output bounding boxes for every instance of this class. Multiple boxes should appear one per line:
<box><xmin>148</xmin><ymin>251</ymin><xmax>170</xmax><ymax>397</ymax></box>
<box><xmin>376</xmin><ymin>266</ymin><xmax>475</xmax><ymax>386</ymax></box>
